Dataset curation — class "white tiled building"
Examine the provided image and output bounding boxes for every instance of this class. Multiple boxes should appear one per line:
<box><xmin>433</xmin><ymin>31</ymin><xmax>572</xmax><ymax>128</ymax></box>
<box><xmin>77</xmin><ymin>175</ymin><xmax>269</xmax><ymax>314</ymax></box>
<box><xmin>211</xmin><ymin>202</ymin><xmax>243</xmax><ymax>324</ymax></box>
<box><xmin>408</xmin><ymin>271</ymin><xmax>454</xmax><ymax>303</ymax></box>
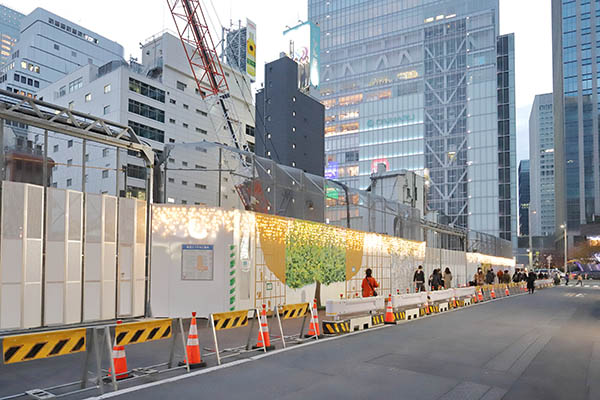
<box><xmin>0</xmin><ymin>7</ymin><xmax>124</xmax><ymax>98</ymax></box>
<box><xmin>38</xmin><ymin>32</ymin><xmax>255</xmax><ymax>206</ymax></box>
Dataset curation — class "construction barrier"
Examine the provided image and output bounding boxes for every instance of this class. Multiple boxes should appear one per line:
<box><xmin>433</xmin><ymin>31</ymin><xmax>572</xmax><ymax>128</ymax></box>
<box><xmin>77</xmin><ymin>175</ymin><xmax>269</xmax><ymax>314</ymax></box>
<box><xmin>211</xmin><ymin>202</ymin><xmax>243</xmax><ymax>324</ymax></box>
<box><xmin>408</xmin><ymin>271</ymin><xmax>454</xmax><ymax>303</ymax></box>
<box><xmin>209</xmin><ymin>309</ymin><xmax>265</xmax><ymax>365</ymax></box>
<box><xmin>322</xmin><ymin>320</ymin><xmax>350</xmax><ymax>335</ymax></box>
<box><xmin>2</xmin><ymin>328</ymin><xmax>86</xmax><ymax>364</ymax></box>
<box><xmin>325</xmin><ymin>296</ymin><xmax>385</xmax><ymax>320</ymax></box>
<box><xmin>274</xmin><ymin>302</ymin><xmax>317</xmax><ymax>348</ymax></box>
<box><xmin>114</xmin><ymin>319</ymin><xmax>172</xmax><ymax>346</ymax></box>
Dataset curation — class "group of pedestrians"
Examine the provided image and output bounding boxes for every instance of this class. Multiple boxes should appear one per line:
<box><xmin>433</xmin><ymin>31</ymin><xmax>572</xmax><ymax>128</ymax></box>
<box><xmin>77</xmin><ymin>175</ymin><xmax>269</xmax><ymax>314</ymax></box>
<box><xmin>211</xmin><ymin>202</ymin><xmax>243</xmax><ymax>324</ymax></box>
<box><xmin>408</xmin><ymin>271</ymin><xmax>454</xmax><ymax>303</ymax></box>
<box><xmin>361</xmin><ymin>264</ymin><xmax>540</xmax><ymax>297</ymax></box>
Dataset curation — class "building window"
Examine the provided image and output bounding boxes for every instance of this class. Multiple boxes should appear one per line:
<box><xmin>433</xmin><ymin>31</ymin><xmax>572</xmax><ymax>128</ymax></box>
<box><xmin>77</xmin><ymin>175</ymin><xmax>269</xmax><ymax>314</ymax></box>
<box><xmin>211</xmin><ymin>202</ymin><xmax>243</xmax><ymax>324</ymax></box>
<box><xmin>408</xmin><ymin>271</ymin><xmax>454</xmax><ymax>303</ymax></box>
<box><xmin>128</xmin><ymin>78</ymin><xmax>165</xmax><ymax>103</ymax></box>
<box><xmin>68</xmin><ymin>77</ymin><xmax>83</xmax><ymax>93</ymax></box>
<box><xmin>54</xmin><ymin>44</ymin><xmax>60</xmax><ymax>51</ymax></box>
<box><xmin>168</xmin><ymin>158</ymin><xmax>175</xmax><ymax>163</ymax></box>
<box><xmin>53</xmin><ymin>144</ymin><xmax>58</xmax><ymax>152</ymax></box>
<box><xmin>195</xmin><ymin>146</ymin><xmax>207</xmax><ymax>153</ymax></box>
<box><xmin>67</xmin><ymin>140</ymin><xmax>73</xmax><ymax>148</ymax></box>
<box><xmin>66</xmin><ymin>178</ymin><xmax>72</xmax><ymax>187</ymax></box>
<box><xmin>181</xmin><ymin>180</ymin><xmax>188</xmax><ymax>186</ymax></box>
<box><xmin>126</xmin><ymin>164</ymin><xmax>146</xmax><ymax>180</ymax></box>
<box><xmin>13</xmin><ymin>73</ymin><xmax>18</xmax><ymax>81</ymax></box>
<box><xmin>102</xmin><ymin>148</ymin><xmax>109</xmax><ymax>157</ymax></box>
<box><xmin>85</xmin><ymin>154</ymin><xmax>89</xmax><ymax>161</ymax></box>
<box><xmin>169</xmin><ymin>99</ymin><xmax>176</xmax><ymax>104</ymax></box>
<box><xmin>195</xmin><ymin>183</ymin><xmax>207</xmax><ymax>189</ymax></box>
<box><xmin>195</xmin><ymin>164</ymin><xmax>206</xmax><ymax>169</ymax></box>
<box><xmin>59</xmin><ymin>86</ymin><xmax>66</xmax><ymax>97</ymax></box>
<box><xmin>169</xmin><ymin>138</ymin><xmax>175</xmax><ymax>143</ymax></box>
<box><xmin>169</xmin><ymin>118</ymin><xmax>176</xmax><ymax>124</ymax></box>
<box><xmin>183</xmin><ymin>123</ymin><xmax>189</xmax><ymax>128</ymax></box>
<box><xmin>128</xmin><ymin>120</ymin><xmax>165</xmax><ymax>143</ymax></box>
<box><xmin>176</xmin><ymin>81</ymin><xmax>186</xmax><ymax>91</ymax></box>
<box><xmin>292</xmin><ymin>96</ymin><xmax>296</xmax><ymax>102</ymax></box>
<box><xmin>168</xmin><ymin>177</ymin><xmax>174</xmax><ymax>183</ymax></box>
<box><xmin>183</xmin><ymin>104</ymin><xmax>189</xmax><ymax>110</ymax></box>
<box><xmin>182</xmin><ymin>161</ymin><xmax>188</xmax><ymax>167</ymax></box>
<box><xmin>34</xmin><ymin>80</ymin><xmax>39</xmax><ymax>88</ymax></box>
<box><xmin>104</xmin><ymin>84</ymin><xmax>111</xmax><ymax>93</ymax></box>
<box><xmin>196</xmin><ymin>109</ymin><xmax>207</xmax><ymax>116</ymax></box>
<box><xmin>128</xmin><ymin>99</ymin><xmax>165</xmax><ymax>122</ymax></box>
<box><xmin>246</xmin><ymin>125</ymin><xmax>255</xmax><ymax>137</ymax></box>
<box><xmin>102</xmin><ymin>170</ymin><xmax>109</xmax><ymax>178</ymax></box>
<box><xmin>181</xmin><ymin>200</ymin><xmax>187</xmax><ymax>205</ymax></box>
<box><xmin>85</xmin><ymin>93</ymin><xmax>92</xmax><ymax>102</ymax></box>
<box><xmin>67</xmin><ymin>159</ymin><xmax>73</xmax><ymax>166</ymax></box>
<box><xmin>71</xmin><ymin>50</ymin><xmax>77</xmax><ymax>57</ymax></box>
<box><xmin>195</xmin><ymin>127</ymin><xmax>207</xmax><ymax>135</ymax></box>
<box><xmin>103</xmin><ymin>105</ymin><xmax>110</xmax><ymax>115</ymax></box>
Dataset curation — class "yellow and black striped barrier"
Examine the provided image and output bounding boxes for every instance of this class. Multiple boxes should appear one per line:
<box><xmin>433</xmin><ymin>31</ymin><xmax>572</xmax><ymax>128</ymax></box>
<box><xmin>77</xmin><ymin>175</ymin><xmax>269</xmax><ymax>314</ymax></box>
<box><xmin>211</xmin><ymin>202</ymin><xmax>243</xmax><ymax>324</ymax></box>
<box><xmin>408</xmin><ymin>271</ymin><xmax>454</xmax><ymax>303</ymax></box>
<box><xmin>279</xmin><ymin>303</ymin><xmax>310</xmax><ymax>320</ymax></box>
<box><xmin>115</xmin><ymin>319</ymin><xmax>172</xmax><ymax>346</ymax></box>
<box><xmin>2</xmin><ymin>328</ymin><xmax>85</xmax><ymax>364</ymax></box>
<box><xmin>322</xmin><ymin>320</ymin><xmax>350</xmax><ymax>335</ymax></box>
<box><xmin>371</xmin><ymin>314</ymin><xmax>385</xmax><ymax>326</ymax></box>
<box><xmin>212</xmin><ymin>310</ymin><xmax>250</xmax><ymax>331</ymax></box>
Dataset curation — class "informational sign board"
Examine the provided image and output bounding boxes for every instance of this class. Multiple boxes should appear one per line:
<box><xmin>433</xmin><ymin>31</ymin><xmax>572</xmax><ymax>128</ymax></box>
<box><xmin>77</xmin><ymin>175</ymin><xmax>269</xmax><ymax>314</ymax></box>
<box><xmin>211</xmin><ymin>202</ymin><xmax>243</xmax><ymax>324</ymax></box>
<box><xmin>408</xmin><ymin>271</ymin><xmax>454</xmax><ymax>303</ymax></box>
<box><xmin>246</xmin><ymin>19</ymin><xmax>256</xmax><ymax>81</ymax></box>
<box><xmin>181</xmin><ymin>244</ymin><xmax>214</xmax><ymax>280</ymax></box>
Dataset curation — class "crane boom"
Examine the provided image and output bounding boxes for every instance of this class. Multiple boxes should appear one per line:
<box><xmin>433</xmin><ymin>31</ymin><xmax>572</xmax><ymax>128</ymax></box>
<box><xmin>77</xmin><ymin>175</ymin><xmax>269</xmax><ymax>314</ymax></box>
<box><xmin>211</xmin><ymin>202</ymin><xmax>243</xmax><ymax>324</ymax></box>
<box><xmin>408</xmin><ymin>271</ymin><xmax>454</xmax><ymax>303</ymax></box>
<box><xmin>166</xmin><ymin>0</ymin><xmax>249</xmax><ymax>152</ymax></box>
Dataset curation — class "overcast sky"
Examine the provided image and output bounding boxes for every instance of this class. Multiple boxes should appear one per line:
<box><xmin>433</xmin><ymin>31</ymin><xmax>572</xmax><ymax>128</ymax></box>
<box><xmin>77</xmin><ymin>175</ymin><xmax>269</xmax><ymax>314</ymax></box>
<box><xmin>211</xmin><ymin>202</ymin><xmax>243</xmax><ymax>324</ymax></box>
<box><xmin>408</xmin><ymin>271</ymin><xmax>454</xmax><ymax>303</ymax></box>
<box><xmin>3</xmin><ymin>0</ymin><xmax>552</xmax><ymax>163</ymax></box>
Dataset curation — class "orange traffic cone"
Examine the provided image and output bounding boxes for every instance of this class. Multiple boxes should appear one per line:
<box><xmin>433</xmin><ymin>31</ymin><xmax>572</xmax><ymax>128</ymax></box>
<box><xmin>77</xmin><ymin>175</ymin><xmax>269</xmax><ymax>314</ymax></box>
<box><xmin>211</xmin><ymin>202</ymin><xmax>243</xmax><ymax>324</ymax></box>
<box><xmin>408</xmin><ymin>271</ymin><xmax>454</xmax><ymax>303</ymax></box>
<box><xmin>179</xmin><ymin>312</ymin><xmax>206</xmax><ymax>369</ymax></box>
<box><xmin>109</xmin><ymin>320</ymin><xmax>130</xmax><ymax>380</ymax></box>
<box><xmin>306</xmin><ymin>299</ymin><xmax>322</xmax><ymax>338</ymax></box>
<box><xmin>451</xmin><ymin>296</ymin><xmax>457</xmax><ymax>308</ymax></box>
<box><xmin>490</xmin><ymin>287</ymin><xmax>496</xmax><ymax>299</ymax></box>
<box><xmin>384</xmin><ymin>294</ymin><xmax>396</xmax><ymax>324</ymax></box>
<box><xmin>472</xmin><ymin>293</ymin><xmax>478</xmax><ymax>303</ymax></box>
<box><xmin>505</xmin><ymin>285</ymin><xmax>510</xmax><ymax>296</ymax></box>
<box><xmin>477</xmin><ymin>289</ymin><xmax>484</xmax><ymax>302</ymax></box>
<box><xmin>254</xmin><ymin>304</ymin><xmax>275</xmax><ymax>351</ymax></box>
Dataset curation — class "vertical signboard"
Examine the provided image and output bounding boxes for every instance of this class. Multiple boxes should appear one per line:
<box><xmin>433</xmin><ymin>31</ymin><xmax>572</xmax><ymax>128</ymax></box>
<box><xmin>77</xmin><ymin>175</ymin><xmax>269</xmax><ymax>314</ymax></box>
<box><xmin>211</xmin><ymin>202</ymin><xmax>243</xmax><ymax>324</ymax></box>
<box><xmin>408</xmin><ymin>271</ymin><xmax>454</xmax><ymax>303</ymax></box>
<box><xmin>283</xmin><ymin>21</ymin><xmax>320</xmax><ymax>89</ymax></box>
<box><xmin>246</xmin><ymin>19</ymin><xmax>257</xmax><ymax>82</ymax></box>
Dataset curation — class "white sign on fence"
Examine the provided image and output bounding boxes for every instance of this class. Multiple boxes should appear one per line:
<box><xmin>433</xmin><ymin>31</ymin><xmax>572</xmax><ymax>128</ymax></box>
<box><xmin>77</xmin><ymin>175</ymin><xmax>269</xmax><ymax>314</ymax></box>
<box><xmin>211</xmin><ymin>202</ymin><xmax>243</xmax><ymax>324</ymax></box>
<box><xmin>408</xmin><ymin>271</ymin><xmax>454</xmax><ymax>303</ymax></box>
<box><xmin>181</xmin><ymin>244</ymin><xmax>214</xmax><ymax>280</ymax></box>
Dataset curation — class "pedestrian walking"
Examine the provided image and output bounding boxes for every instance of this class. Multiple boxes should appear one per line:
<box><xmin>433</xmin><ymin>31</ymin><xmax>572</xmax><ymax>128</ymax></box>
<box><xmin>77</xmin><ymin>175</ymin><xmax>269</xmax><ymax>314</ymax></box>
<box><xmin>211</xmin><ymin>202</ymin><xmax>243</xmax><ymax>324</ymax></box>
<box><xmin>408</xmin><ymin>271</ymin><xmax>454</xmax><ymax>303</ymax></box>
<box><xmin>576</xmin><ymin>274</ymin><xmax>583</xmax><ymax>287</ymax></box>
<box><xmin>527</xmin><ymin>269</ymin><xmax>536</xmax><ymax>294</ymax></box>
<box><xmin>431</xmin><ymin>269</ymin><xmax>443</xmax><ymax>291</ymax></box>
<box><xmin>361</xmin><ymin>268</ymin><xmax>379</xmax><ymax>297</ymax></box>
<box><xmin>474</xmin><ymin>268</ymin><xmax>485</xmax><ymax>286</ymax></box>
<box><xmin>413</xmin><ymin>265</ymin><xmax>426</xmax><ymax>293</ymax></box>
<box><xmin>502</xmin><ymin>270</ymin><xmax>511</xmax><ymax>284</ymax></box>
<box><xmin>485</xmin><ymin>269</ymin><xmax>495</xmax><ymax>285</ymax></box>
<box><xmin>497</xmin><ymin>269</ymin><xmax>503</xmax><ymax>284</ymax></box>
<box><xmin>513</xmin><ymin>268</ymin><xmax>522</xmax><ymax>283</ymax></box>
<box><xmin>565</xmin><ymin>272</ymin><xmax>570</xmax><ymax>286</ymax></box>
<box><xmin>443</xmin><ymin>267</ymin><xmax>453</xmax><ymax>289</ymax></box>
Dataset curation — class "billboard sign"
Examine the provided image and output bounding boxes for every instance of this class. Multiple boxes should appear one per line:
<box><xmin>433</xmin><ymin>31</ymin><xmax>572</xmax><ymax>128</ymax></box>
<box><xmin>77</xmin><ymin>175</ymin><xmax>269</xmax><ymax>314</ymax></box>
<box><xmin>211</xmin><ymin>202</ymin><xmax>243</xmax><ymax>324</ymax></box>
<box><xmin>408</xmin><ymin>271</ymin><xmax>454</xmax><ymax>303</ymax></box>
<box><xmin>246</xmin><ymin>19</ymin><xmax>257</xmax><ymax>81</ymax></box>
<box><xmin>283</xmin><ymin>21</ymin><xmax>320</xmax><ymax>89</ymax></box>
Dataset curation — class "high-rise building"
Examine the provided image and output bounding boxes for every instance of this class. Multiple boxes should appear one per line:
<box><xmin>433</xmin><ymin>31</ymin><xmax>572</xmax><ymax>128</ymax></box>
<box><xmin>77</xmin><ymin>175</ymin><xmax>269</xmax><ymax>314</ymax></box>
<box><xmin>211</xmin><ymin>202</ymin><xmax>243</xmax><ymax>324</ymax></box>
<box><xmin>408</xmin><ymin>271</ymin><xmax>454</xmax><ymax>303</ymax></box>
<box><xmin>528</xmin><ymin>93</ymin><xmax>555</xmax><ymax>236</ymax></box>
<box><xmin>0</xmin><ymin>5</ymin><xmax>24</xmax><ymax>67</ymax></box>
<box><xmin>308</xmin><ymin>0</ymin><xmax>517</xmax><ymax>246</ymax></box>
<box><xmin>552</xmin><ymin>0</ymin><xmax>600</xmax><ymax>237</ymax></box>
<box><xmin>518</xmin><ymin>160</ymin><xmax>530</xmax><ymax>236</ymax></box>
<box><xmin>0</xmin><ymin>8</ymin><xmax>124</xmax><ymax>98</ymax></box>
<box><xmin>256</xmin><ymin>56</ymin><xmax>324</xmax><ymax>176</ymax></box>
<box><xmin>37</xmin><ymin>32</ymin><xmax>255</xmax><ymax>205</ymax></box>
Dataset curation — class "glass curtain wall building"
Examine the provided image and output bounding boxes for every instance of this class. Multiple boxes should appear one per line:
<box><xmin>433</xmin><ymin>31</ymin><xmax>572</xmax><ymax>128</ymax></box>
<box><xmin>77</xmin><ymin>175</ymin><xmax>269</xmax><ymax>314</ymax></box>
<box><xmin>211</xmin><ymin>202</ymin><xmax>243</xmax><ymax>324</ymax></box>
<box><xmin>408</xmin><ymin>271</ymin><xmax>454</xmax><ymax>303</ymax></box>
<box><xmin>529</xmin><ymin>93</ymin><xmax>555</xmax><ymax>236</ymax></box>
<box><xmin>309</xmin><ymin>0</ymin><xmax>517</xmax><ymax>246</ymax></box>
<box><xmin>552</xmin><ymin>0</ymin><xmax>600</xmax><ymax>236</ymax></box>
<box><xmin>518</xmin><ymin>160</ymin><xmax>530</xmax><ymax>236</ymax></box>
<box><xmin>0</xmin><ymin>5</ymin><xmax>24</xmax><ymax>67</ymax></box>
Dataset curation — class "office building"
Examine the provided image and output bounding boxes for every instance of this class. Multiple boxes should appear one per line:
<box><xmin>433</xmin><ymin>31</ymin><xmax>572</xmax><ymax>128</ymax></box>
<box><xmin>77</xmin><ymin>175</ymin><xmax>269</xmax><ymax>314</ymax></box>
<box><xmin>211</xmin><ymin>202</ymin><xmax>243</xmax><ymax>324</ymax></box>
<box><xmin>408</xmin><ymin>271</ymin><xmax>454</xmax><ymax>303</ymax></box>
<box><xmin>528</xmin><ymin>93</ymin><xmax>555</xmax><ymax>236</ymax></box>
<box><xmin>552</xmin><ymin>0</ymin><xmax>600</xmax><ymax>238</ymax></box>
<box><xmin>256</xmin><ymin>56</ymin><xmax>324</xmax><ymax>176</ymax></box>
<box><xmin>309</xmin><ymin>0</ymin><xmax>517</xmax><ymax>246</ymax></box>
<box><xmin>0</xmin><ymin>7</ymin><xmax>123</xmax><ymax>98</ymax></box>
<box><xmin>38</xmin><ymin>32</ymin><xmax>255</xmax><ymax>205</ymax></box>
<box><xmin>0</xmin><ymin>5</ymin><xmax>24</xmax><ymax>67</ymax></box>
<box><xmin>518</xmin><ymin>160</ymin><xmax>530</xmax><ymax>236</ymax></box>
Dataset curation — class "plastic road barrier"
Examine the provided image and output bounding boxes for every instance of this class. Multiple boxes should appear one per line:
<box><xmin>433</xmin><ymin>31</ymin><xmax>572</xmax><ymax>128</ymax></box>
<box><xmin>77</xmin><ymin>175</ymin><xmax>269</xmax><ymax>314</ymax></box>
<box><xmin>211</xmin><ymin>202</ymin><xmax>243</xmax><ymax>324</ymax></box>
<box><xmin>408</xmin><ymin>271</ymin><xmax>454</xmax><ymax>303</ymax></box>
<box><xmin>325</xmin><ymin>296</ymin><xmax>385</xmax><ymax>320</ymax></box>
<box><xmin>115</xmin><ymin>319</ymin><xmax>172</xmax><ymax>346</ymax></box>
<box><xmin>209</xmin><ymin>309</ymin><xmax>265</xmax><ymax>365</ymax></box>
<box><xmin>2</xmin><ymin>328</ymin><xmax>86</xmax><ymax>364</ymax></box>
<box><xmin>274</xmin><ymin>302</ymin><xmax>316</xmax><ymax>348</ymax></box>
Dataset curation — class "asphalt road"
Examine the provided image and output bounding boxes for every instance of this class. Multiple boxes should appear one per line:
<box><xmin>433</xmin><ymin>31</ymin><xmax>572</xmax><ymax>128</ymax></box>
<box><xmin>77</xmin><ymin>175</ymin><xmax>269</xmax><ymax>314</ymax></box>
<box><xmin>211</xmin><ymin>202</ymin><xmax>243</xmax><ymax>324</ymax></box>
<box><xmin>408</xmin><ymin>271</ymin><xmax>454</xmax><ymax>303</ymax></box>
<box><xmin>83</xmin><ymin>285</ymin><xmax>599</xmax><ymax>400</ymax></box>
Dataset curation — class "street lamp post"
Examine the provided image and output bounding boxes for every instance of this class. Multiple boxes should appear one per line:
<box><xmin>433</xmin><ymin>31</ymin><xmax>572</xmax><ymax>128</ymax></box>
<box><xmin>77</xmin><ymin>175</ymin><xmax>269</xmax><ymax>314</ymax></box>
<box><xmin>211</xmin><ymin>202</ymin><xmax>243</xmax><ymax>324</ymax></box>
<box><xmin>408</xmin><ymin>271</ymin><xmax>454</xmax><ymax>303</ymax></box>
<box><xmin>560</xmin><ymin>223</ymin><xmax>568</xmax><ymax>276</ymax></box>
<box><xmin>529</xmin><ymin>210</ymin><xmax>537</xmax><ymax>270</ymax></box>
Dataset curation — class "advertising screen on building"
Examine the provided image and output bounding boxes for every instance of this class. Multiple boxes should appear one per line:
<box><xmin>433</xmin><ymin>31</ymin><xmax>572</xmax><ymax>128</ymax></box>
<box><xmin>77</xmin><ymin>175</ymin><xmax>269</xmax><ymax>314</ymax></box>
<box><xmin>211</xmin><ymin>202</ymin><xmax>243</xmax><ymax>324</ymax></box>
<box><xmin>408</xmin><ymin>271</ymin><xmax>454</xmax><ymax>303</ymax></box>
<box><xmin>246</xmin><ymin>19</ymin><xmax>256</xmax><ymax>81</ymax></box>
<box><xmin>283</xmin><ymin>21</ymin><xmax>320</xmax><ymax>89</ymax></box>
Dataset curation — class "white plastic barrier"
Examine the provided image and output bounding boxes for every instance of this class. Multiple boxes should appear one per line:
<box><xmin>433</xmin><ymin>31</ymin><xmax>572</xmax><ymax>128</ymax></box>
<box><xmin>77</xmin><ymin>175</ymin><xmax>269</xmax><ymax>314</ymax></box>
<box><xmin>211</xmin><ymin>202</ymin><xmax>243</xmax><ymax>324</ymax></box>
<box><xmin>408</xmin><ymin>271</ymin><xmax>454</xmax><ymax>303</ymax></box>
<box><xmin>453</xmin><ymin>287</ymin><xmax>476</xmax><ymax>298</ymax></box>
<box><xmin>392</xmin><ymin>292</ymin><xmax>427</xmax><ymax>308</ymax></box>
<box><xmin>535</xmin><ymin>279</ymin><xmax>553</xmax><ymax>288</ymax></box>
<box><xmin>325</xmin><ymin>296</ymin><xmax>385</xmax><ymax>319</ymax></box>
<box><xmin>428</xmin><ymin>289</ymin><xmax>454</xmax><ymax>302</ymax></box>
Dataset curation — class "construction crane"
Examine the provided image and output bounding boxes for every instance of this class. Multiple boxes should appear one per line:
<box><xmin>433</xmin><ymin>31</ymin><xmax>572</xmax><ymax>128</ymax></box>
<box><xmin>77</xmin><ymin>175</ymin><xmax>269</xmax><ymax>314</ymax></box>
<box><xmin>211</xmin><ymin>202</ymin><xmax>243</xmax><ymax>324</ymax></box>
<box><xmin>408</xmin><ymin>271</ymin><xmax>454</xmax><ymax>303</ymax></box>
<box><xmin>166</xmin><ymin>0</ymin><xmax>249</xmax><ymax>153</ymax></box>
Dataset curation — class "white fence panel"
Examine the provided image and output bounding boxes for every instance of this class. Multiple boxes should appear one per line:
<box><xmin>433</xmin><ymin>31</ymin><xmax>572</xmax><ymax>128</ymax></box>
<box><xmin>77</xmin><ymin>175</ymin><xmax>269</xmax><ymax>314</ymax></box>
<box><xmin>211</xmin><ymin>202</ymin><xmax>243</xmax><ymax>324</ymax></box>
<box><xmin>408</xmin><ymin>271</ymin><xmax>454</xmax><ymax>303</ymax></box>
<box><xmin>0</xmin><ymin>182</ymin><xmax>44</xmax><ymax>329</ymax></box>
